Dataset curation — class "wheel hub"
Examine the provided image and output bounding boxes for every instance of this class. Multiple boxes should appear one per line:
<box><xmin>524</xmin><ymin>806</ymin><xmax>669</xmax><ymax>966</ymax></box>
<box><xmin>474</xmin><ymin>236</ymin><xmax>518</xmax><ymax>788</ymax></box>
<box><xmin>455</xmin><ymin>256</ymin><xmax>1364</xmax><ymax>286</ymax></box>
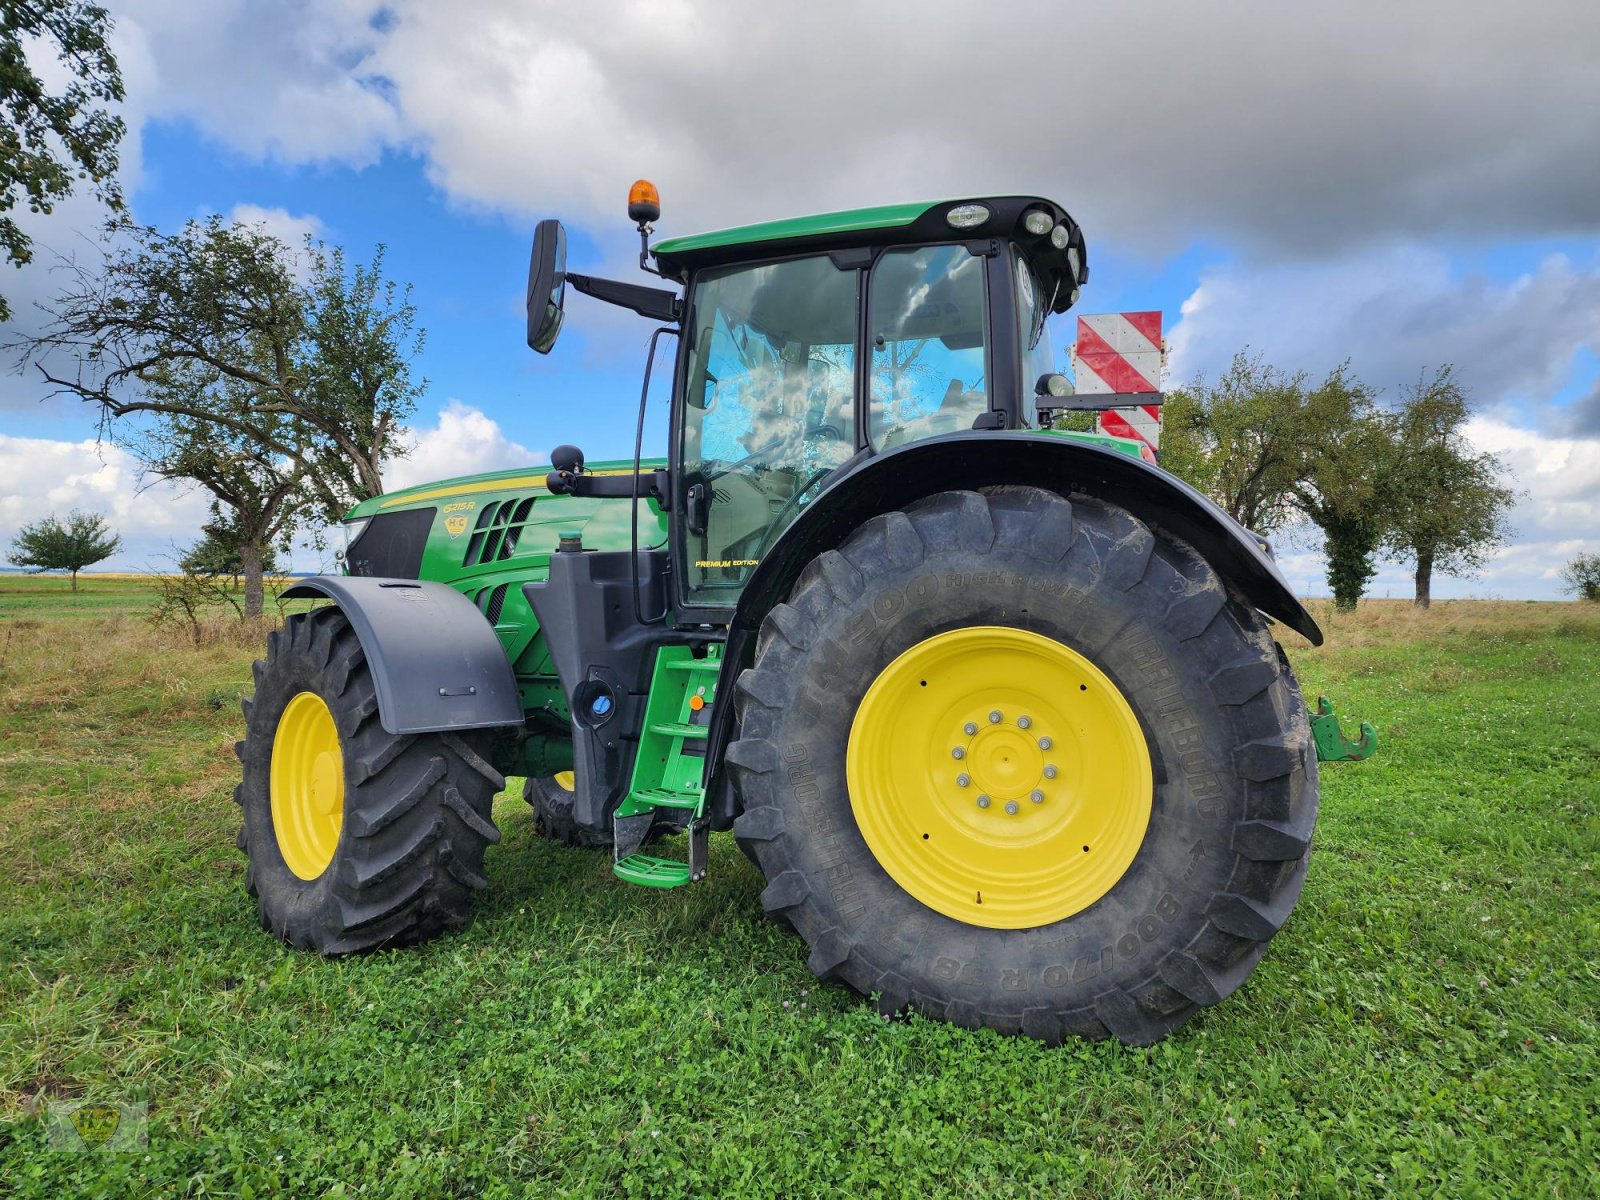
<box><xmin>966</xmin><ymin>721</ymin><xmax>1047</xmax><ymax>801</ymax></box>
<box><xmin>846</xmin><ymin>626</ymin><xmax>1154</xmax><ymax>929</ymax></box>
<box><xmin>270</xmin><ymin>691</ymin><xmax>346</xmax><ymax>880</ymax></box>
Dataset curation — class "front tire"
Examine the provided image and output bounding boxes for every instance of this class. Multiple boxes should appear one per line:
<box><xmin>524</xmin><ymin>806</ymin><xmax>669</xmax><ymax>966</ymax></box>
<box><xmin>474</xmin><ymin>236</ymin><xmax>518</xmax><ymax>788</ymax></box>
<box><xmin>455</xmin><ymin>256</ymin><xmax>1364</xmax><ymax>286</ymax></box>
<box><xmin>235</xmin><ymin>607</ymin><xmax>505</xmax><ymax>953</ymax></box>
<box><xmin>730</xmin><ymin>488</ymin><xmax>1316</xmax><ymax>1046</ymax></box>
<box><xmin>523</xmin><ymin>773</ymin><xmax>611</xmax><ymax>848</ymax></box>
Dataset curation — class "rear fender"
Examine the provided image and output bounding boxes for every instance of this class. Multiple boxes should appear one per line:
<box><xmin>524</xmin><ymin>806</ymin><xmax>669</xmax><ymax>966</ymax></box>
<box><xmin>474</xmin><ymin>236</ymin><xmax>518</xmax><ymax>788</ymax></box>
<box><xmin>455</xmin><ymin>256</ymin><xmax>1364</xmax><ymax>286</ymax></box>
<box><xmin>701</xmin><ymin>432</ymin><xmax>1322</xmax><ymax>826</ymax></box>
<box><xmin>281</xmin><ymin>577</ymin><xmax>524</xmax><ymax>735</ymax></box>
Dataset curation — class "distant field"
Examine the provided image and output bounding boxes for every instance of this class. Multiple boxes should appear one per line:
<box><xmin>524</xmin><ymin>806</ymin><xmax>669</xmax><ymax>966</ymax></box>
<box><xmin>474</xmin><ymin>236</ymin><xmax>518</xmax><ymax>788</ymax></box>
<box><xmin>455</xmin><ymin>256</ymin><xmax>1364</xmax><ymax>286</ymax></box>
<box><xmin>1</xmin><ymin>576</ymin><xmax>1596</xmax><ymax>1197</ymax></box>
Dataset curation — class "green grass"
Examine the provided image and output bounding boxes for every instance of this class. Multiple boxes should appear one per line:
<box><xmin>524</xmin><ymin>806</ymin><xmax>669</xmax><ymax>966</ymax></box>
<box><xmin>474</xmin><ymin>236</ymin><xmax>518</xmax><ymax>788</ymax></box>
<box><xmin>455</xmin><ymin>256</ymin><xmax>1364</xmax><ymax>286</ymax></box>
<box><xmin>2</xmin><ymin>577</ymin><xmax>1597</xmax><ymax>1197</ymax></box>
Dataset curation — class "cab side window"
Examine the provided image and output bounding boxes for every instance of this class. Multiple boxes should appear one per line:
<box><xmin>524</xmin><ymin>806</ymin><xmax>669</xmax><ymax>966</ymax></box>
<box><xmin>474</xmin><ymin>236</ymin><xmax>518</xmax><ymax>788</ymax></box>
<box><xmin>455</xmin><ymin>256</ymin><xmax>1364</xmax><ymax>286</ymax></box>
<box><xmin>868</xmin><ymin>245</ymin><xmax>989</xmax><ymax>449</ymax></box>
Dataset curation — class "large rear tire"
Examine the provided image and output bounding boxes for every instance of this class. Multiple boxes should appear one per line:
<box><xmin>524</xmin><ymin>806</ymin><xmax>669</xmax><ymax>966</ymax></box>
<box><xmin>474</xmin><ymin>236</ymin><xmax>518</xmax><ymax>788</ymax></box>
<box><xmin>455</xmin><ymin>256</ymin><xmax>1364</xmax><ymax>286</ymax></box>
<box><xmin>235</xmin><ymin>607</ymin><xmax>505</xmax><ymax>953</ymax></box>
<box><xmin>731</xmin><ymin>487</ymin><xmax>1316</xmax><ymax>1045</ymax></box>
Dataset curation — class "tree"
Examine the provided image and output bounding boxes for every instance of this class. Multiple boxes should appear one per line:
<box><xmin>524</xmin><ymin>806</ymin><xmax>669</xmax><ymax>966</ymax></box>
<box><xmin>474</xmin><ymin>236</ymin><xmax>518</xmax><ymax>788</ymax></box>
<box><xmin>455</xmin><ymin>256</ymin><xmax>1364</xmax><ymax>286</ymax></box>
<box><xmin>1161</xmin><ymin>351</ymin><xmax>1394</xmax><ymax>608</ymax></box>
<box><xmin>1286</xmin><ymin>365</ymin><xmax>1391</xmax><ymax>610</ymax></box>
<box><xmin>13</xmin><ymin>215</ymin><xmax>422</xmax><ymax>614</ymax></box>
<box><xmin>1160</xmin><ymin>351</ymin><xmax>1324</xmax><ymax>534</ymax></box>
<box><xmin>1562</xmin><ymin>552</ymin><xmax>1600</xmax><ymax>602</ymax></box>
<box><xmin>0</xmin><ymin>0</ymin><xmax>125</xmax><ymax>322</ymax></box>
<box><xmin>180</xmin><ymin>519</ymin><xmax>281</xmax><ymax>586</ymax></box>
<box><xmin>1380</xmin><ymin>366</ymin><xmax>1516</xmax><ymax>606</ymax></box>
<box><xmin>7</xmin><ymin>508</ymin><xmax>119</xmax><ymax>588</ymax></box>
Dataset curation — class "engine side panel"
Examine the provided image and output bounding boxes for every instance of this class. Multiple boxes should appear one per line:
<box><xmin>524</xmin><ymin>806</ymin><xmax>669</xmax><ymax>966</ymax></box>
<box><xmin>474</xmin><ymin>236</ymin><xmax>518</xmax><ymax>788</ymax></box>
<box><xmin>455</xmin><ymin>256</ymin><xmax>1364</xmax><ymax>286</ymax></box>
<box><xmin>341</xmin><ymin>460</ymin><xmax>670</xmax><ymax>768</ymax></box>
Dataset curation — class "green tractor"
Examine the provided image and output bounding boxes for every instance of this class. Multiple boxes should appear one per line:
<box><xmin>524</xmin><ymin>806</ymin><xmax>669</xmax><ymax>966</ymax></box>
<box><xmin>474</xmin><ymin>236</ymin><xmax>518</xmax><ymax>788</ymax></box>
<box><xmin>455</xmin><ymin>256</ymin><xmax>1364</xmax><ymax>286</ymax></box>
<box><xmin>235</xmin><ymin>187</ymin><xmax>1374</xmax><ymax>1045</ymax></box>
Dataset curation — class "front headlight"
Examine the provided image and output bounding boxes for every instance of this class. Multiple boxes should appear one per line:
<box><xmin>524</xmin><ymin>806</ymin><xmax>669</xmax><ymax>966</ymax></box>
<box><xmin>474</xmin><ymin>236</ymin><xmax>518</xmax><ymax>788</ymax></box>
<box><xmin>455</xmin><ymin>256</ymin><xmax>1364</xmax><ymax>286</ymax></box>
<box><xmin>342</xmin><ymin>517</ymin><xmax>372</xmax><ymax>556</ymax></box>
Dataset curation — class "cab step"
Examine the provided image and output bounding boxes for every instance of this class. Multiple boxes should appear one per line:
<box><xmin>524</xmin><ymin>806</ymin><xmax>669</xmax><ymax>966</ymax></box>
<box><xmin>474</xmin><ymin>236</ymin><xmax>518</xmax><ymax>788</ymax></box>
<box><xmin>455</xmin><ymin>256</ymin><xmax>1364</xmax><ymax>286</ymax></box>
<box><xmin>611</xmin><ymin>644</ymin><xmax>721</xmax><ymax>889</ymax></box>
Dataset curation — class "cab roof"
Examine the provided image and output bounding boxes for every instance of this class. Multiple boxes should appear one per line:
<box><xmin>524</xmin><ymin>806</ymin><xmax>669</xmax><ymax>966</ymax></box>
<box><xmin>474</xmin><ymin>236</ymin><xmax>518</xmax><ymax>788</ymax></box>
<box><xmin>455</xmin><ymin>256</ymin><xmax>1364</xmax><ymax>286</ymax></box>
<box><xmin>650</xmin><ymin>195</ymin><xmax>1088</xmax><ymax>313</ymax></box>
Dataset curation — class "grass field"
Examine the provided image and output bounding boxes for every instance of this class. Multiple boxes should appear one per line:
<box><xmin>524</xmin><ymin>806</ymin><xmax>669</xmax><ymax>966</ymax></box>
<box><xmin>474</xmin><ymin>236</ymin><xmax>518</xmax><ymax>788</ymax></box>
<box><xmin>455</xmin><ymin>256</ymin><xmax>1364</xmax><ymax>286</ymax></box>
<box><xmin>1</xmin><ymin>575</ymin><xmax>1597</xmax><ymax>1197</ymax></box>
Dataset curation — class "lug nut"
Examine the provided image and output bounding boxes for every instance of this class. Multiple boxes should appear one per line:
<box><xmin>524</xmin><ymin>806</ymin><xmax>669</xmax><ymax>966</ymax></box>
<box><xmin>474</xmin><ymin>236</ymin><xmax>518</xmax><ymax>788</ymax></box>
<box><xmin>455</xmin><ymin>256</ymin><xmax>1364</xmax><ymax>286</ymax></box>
<box><xmin>1038</xmin><ymin>736</ymin><xmax>1053</xmax><ymax>750</ymax></box>
<box><xmin>964</xmin><ymin>722</ymin><xmax>978</xmax><ymax>736</ymax></box>
<box><xmin>952</xmin><ymin>746</ymin><xmax>966</xmax><ymax>760</ymax></box>
<box><xmin>989</xmin><ymin>710</ymin><xmax>1003</xmax><ymax>724</ymax></box>
<box><xmin>977</xmin><ymin>794</ymin><xmax>991</xmax><ymax>809</ymax></box>
<box><xmin>1030</xmin><ymin>789</ymin><xmax>1044</xmax><ymax>804</ymax></box>
<box><xmin>1043</xmin><ymin>765</ymin><xmax>1058</xmax><ymax>779</ymax></box>
<box><xmin>956</xmin><ymin>773</ymin><xmax>970</xmax><ymax>788</ymax></box>
<box><xmin>1017</xmin><ymin>716</ymin><xmax>1032</xmax><ymax>729</ymax></box>
<box><xmin>1004</xmin><ymin>800</ymin><xmax>1020</xmax><ymax>815</ymax></box>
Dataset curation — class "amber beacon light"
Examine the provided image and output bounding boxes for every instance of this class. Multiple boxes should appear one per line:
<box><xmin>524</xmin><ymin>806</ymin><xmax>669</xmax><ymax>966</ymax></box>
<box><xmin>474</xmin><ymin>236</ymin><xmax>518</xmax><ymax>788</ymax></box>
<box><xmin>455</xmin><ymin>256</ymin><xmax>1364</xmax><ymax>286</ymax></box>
<box><xmin>628</xmin><ymin>179</ymin><xmax>661</xmax><ymax>225</ymax></box>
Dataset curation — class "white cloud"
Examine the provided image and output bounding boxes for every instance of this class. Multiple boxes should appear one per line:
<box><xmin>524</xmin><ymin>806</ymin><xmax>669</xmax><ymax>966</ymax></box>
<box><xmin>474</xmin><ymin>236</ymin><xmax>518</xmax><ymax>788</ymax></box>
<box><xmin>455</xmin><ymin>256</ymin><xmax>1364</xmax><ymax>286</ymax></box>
<box><xmin>0</xmin><ymin>433</ymin><xmax>212</xmax><ymax>570</ymax></box>
<box><xmin>1467</xmin><ymin>415</ymin><xmax>1600</xmax><ymax>540</ymax></box>
<box><xmin>384</xmin><ymin>400</ymin><xmax>545</xmax><ymax>491</ymax></box>
<box><xmin>118</xmin><ymin>0</ymin><xmax>399</xmax><ymax>165</ymax></box>
<box><xmin>109</xmin><ymin>1</ymin><xmax>1600</xmax><ymax>255</ymax></box>
<box><xmin>226</xmin><ymin>203</ymin><xmax>325</xmax><ymax>249</ymax></box>
<box><xmin>1168</xmin><ymin>246</ymin><xmax>1600</xmax><ymax>407</ymax></box>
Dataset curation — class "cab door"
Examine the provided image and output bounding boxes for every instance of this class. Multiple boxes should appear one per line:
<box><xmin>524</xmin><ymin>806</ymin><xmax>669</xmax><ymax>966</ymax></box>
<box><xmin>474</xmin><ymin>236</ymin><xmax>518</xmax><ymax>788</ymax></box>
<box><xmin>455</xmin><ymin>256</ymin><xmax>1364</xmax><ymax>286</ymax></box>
<box><xmin>673</xmin><ymin>253</ymin><xmax>860</xmax><ymax>621</ymax></box>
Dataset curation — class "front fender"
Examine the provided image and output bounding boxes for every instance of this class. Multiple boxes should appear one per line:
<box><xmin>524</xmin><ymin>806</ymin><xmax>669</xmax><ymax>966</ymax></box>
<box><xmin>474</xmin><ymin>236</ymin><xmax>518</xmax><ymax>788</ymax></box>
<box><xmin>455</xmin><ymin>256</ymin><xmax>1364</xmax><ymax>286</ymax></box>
<box><xmin>281</xmin><ymin>577</ymin><xmax>524</xmax><ymax>735</ymax></box>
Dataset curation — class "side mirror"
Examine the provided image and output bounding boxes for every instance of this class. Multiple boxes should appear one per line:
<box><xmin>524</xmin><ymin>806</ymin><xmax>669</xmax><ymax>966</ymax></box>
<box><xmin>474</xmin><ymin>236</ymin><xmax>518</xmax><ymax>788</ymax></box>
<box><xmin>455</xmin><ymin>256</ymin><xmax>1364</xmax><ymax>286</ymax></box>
<box><xmin>525</xmin><ymin>218</ymin><xmax>567</xmax><ymax>354</ymax></box>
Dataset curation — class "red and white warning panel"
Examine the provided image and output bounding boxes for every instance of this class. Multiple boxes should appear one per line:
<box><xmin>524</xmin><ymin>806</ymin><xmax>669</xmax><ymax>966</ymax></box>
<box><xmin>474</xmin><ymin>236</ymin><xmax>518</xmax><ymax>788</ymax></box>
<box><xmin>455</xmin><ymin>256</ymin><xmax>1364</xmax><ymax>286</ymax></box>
<box><xmin>1074</xmin><ymin>311</ymin><xmax>1163</xmax><ymax>453</ymax></box>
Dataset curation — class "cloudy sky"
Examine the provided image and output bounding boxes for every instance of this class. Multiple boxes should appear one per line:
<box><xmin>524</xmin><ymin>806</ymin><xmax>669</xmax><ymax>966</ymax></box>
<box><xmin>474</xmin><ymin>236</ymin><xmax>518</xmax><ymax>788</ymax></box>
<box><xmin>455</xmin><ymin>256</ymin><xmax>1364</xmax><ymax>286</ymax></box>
<box><xmin>2</xmin><ymin>0</ymin><xmax>1596</xmax><ymax>597</ymax></box>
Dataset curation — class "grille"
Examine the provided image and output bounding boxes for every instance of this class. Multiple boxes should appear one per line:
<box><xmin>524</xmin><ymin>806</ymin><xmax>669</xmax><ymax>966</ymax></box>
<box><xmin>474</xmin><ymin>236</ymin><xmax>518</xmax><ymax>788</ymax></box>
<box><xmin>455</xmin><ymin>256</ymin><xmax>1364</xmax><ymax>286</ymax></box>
<box><xmin>463</xmin><ymin>496</ymin><xmax>537</xmax><ymax>567</ymax></box>
<box><xmin>483</xmin><ymin>583</ymin><xmax>509</xmax><ymax>625</ymax></box>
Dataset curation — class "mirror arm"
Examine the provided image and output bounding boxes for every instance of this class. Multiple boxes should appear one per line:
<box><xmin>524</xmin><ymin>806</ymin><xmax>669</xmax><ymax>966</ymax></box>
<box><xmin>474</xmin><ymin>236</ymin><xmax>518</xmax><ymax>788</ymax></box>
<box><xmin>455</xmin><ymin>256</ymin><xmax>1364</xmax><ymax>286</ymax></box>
<box><xmin>566</xmin><ymin>272</ymin><xmax>681</xmax><ymax>323</ymax></box>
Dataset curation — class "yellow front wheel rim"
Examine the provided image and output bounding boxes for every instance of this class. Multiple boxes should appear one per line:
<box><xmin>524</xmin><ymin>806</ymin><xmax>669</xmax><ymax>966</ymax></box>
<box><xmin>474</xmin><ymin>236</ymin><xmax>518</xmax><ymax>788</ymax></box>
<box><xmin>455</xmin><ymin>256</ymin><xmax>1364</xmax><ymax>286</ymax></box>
<box><xmin>846</xmin><ymin>626</ymin><xmax>1153</xmax><ymax>929</ymax></box>
<box><xmin>270</xmin><ymin>691</ymin><xmax>345</xmax><ymax>880</ymax></box>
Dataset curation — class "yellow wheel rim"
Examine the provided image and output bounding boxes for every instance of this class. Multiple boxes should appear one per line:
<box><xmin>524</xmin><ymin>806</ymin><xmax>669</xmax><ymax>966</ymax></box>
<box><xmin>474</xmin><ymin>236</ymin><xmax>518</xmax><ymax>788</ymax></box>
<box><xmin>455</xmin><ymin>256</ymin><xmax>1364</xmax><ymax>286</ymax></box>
<box><xmin>846</xmin><ymin>626</ymin><xmax>1153</xmax><ymax>929</ymax></box>
<box><xmin>553</xmin><ymin>770</ymin><xmax>576</xmax><ymax>791</ymax></box>
<box><xmin>270</xmin><ymin>691</ymin><xmax>345</xmax><ymax>880</ymax></box>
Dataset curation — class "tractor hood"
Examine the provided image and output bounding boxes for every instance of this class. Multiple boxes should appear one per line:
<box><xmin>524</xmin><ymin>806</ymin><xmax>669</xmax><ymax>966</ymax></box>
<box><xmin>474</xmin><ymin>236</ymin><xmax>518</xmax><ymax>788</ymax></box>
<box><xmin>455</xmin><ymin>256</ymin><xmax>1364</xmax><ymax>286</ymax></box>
<box><xmin>344</xmin><ymin>458</ymin><xmax>666</xmax><ymax>522</ymax></box>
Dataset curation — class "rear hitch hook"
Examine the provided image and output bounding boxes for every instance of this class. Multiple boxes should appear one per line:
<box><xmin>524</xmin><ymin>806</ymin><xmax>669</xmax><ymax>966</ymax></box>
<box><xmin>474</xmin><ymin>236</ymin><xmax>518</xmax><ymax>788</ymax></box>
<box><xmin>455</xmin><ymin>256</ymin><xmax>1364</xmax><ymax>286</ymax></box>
<box><xmin>1311</xmin><ymin>695</ymin><xmax>1378</xmax><ymax>762</ymax></box>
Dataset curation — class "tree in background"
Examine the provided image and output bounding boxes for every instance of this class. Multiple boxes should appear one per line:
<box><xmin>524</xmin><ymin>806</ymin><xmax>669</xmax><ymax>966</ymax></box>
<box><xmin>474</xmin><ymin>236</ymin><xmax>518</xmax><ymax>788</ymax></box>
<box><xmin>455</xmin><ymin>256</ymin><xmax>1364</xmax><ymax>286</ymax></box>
<box><xmin>1286</xmin><ymin>365</ymin><xmax>1393</xmax><ymax>610</ymax></box>
<box><xmin>7</xmin><ymin>509</ymin><xmax>119</xmax><ymax>589</ymax></box>
<box><xmin>1562</xmin><ymin>553</ymin><xmax>1600</xmax><ymax>602</ymax></box>
<box><xmin>180</xmin><ymin>518</ymin><xmax>282</xmax><ymax>587</ymax></box>
<box><xmin>1380</xmin><ymin>366</ymin><xmax>1516</xmax><ymax>606</ymax></box>
<box><xmin>137</xmin><ymin>406</ymin><xmax>309</xmax><ymax>616</ymax></box>
<box><xmin>1160</xmin><ymin>351</ymin><xmax>1314</xmax><ymax>535</ymax></box>
<box><xmin>14</xmin><ymin>216</ymin><xmax>423</xmax><ymax>614</ymax></box>
<box><xmin>1161</xmin><ymin>352</ymin><xmax>1394</xmax><ymax>607</ymax></box>
<box><xmin>0</xmin><ymin>0</ymin><xmax>125</xmax><ymax>321</ymax></box>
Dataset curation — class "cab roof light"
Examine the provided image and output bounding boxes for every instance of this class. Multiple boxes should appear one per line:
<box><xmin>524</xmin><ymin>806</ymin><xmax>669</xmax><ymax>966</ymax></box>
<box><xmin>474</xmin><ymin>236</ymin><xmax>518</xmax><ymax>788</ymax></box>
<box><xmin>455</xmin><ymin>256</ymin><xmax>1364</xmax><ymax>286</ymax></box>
<box><xmin>946</xmin><ymin>203</ymin><xmax>990</xmax><ymax>229</ymax></box>
<box><xmin>1023</xmin><ymin>208</ymin><xmax>1054</xmax><ymax>236</ymax></box>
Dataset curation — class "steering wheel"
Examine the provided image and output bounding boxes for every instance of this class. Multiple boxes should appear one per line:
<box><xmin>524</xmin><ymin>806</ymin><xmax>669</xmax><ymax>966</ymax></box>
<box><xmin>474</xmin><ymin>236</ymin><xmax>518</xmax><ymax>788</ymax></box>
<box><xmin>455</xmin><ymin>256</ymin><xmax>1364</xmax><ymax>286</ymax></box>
<box><xmin>702</xmin><ymin>425</ymin><xmax>845</xmax><ymax>482</ymax></box>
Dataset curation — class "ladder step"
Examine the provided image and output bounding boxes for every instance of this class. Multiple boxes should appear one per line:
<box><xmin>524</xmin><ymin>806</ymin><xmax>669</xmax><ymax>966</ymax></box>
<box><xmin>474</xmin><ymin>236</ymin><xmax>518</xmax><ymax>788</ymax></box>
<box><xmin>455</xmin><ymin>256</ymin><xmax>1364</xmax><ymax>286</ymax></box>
<box><xmin>627</xmin><ymin>787</ymin><xmax>703</xmax><ymax>810</ymax></box>
<box><xmin>649</xmin><ymin>720</ymin><xmax>708</xmax><ymax>739</ymax></box>
<box><xmin>662</xmin><ymin>658</ymin><xmax>720</xmax><ymax>674</ymax></box>
<box><xmin>613</xmin><ymin>853</ymin><xmax>693</xmax><ymax>889</ymax></box>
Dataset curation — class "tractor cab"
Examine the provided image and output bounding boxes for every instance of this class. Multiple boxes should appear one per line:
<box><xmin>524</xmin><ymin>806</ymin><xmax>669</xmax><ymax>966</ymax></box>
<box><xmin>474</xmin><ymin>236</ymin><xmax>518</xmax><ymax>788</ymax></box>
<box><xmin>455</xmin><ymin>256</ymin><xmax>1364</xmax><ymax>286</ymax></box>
<box><xmin>526</xmin><ymin>192</ymin><xmax>1089</xmax><ymax>621</ymax></box>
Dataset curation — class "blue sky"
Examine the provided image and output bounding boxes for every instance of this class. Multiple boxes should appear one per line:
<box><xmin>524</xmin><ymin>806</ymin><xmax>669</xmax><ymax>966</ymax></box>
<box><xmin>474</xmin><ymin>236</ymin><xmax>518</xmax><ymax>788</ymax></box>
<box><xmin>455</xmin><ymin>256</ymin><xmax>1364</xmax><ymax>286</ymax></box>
<box><xmin>2</xmin><ymin>0</ymin><xmax>1596</xmax><ymax>598</ymax></box>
